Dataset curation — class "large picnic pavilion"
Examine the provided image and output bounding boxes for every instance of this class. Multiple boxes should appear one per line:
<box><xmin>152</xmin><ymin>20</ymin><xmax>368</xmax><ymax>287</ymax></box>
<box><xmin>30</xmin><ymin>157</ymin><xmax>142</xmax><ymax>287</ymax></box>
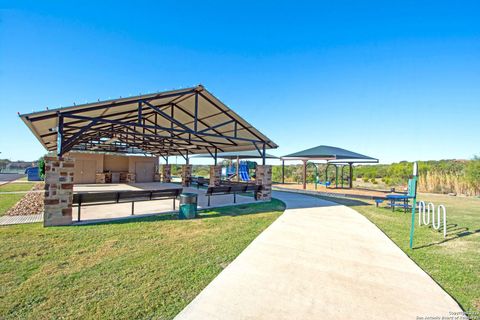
<box><xmin>19</xmin><ymin>85</ymin><xmax>277</xmax><ymax>226</ymax></box>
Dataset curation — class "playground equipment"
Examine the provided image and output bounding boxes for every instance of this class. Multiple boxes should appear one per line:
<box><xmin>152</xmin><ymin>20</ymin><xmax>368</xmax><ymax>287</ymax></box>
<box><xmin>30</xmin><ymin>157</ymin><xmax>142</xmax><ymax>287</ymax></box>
<box><xmin>223</xmin><ymin>160</ymin><xmax>255</xmax><ymax>182</ymax></box>
<box><xmin>239</xmin><ymin>161</ymin><xmax>250</xmax><ymax>181</ymax></box>
<box><xmin>418</xmin><ymin>201</ymin><xmax>447</xmax><ymax>238</ymax></box>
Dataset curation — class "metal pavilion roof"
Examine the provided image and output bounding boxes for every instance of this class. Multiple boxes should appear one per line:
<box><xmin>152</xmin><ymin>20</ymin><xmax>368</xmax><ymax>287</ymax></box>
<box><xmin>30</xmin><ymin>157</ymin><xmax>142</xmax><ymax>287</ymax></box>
<box><xmin>19</xmin><ymin>85</ymin><xmax>278</xmax><ymax>159</ymax></box>
<box><xmin>281</xmin><ymin>145</ymin><xmax>378</xmax><ymax>163</ymax></box>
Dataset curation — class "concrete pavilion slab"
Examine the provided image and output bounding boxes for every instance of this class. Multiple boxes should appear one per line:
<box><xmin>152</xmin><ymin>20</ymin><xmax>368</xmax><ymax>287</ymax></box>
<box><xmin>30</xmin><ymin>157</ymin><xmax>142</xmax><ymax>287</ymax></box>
<box><xmin>72</xmin><ymin>182</ymin><xmax>259</xmax><ymax>223</ymax></box>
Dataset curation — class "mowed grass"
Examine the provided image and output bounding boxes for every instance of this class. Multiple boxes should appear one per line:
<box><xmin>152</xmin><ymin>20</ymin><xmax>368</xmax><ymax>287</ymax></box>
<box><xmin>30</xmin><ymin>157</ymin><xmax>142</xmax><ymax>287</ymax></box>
<box><xmin>315</xmin><ymin>193</ymin><xmax>480</xmax><ymax>314</ymax></box>
<box><xmin>0</xmin><ymin>182</ymin><xmax>37</xmax><ymax>216</ymax></box>
<box><xmin>0</xmin><ymin>182</ymin><xmax>37</xmax><ymax>192</ymax></box>
<box><xmin>0</xmin><ymin>199</ymin><xmax>285</xmax><ymax>320</ymax></box>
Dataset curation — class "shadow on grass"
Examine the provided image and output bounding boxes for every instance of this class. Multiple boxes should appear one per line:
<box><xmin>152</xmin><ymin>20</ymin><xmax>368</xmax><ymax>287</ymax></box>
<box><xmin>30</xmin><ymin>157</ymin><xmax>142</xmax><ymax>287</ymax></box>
<box><xmin>414</xmin><ymin>228</ymin><xmax>480</xmax><ymax>250</ymax></box>
<box><xmin>311</xmin><ymin>195</ymin><xmax>372</xmax><ymax>207</ymax></box>
<box><xmin>73</xmin><ymin>199</ymin><xmax>286</xmax><ymax>227</ymax></box>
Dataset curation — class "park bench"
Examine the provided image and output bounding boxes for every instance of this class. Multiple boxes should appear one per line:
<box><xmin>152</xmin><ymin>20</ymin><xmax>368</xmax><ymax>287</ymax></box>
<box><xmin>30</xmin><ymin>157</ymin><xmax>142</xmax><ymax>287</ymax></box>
<box><xmin>72</xmin><ymin>188</ymin><xmax>182</xmax><ymax>222</ymax></box>
<box><xmin>205</xmin><ymin>184</ymin><xmax>262</xmax><ymax>206</ymax></box>
<box><xmin>192</xmin><ymin>177</ymin><xmax>209</xmax><ymax>189</ymax></box>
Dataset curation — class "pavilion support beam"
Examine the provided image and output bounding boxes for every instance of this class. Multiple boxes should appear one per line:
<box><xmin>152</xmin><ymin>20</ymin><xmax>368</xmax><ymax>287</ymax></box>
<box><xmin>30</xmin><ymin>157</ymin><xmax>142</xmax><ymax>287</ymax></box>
<box><xmin>335</xmin><ymin>165</ymin><xmax>339</xmax><ymax>188</ymax></box>
<box><xmin>282</xmin><ymin>160</ymin><xmax>285</xmax><ymax>184</ymax></box>
<box><xmin>57</xmin><ymin>115</ymin><xmax>64</xmax><ymax>157</ymax></box>
<box><xmin>236</xmin><ymin>155</ymin><xmax>240</xmax><ymax>182</ymax></box>
<box><xmin>303</xmin><ymin>160</ymin><xmax>307</xmax><ymax>190</ymax></box>
<box><xmin>349</xmin><ymin>162</ymin><xmax>353</xmax><ymax>189</ymax></box>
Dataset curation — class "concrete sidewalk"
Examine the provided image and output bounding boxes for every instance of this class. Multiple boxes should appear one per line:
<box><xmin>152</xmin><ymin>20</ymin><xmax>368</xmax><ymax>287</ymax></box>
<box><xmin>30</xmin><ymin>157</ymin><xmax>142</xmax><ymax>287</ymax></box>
<box><xmin>175</xmin><ymin>191</ymin><xmax>463</xmax><ymax>320</ymax></box>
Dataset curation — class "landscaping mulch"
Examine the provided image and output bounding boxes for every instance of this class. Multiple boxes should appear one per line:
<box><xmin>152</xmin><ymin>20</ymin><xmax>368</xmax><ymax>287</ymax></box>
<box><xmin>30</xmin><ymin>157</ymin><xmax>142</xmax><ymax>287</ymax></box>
<box><xmin>6</xmin><ymin>183</ymin><xmax>44</xmax><ymax>216</ymax></box>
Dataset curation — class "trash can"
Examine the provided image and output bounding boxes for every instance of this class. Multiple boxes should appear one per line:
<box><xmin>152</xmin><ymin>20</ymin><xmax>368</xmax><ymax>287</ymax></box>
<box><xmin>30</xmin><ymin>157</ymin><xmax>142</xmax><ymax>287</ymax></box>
<box><xmin>179</xmin><ymin>193</ymin><xmax>198</xmax><ymax>219</ymax></box>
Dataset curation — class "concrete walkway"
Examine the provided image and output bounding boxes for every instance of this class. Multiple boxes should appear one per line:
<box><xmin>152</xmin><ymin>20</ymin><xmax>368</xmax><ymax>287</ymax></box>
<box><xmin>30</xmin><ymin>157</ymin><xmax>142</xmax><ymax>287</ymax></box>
<box><xmin>0</xmin><ymin>214</ymin><xmax>42</xmax><ymax>226</ymax></box>
<box><xmin>175</xmin><ymin>191</ymin><xmax>463</xmax><ymax>320</ymax></box>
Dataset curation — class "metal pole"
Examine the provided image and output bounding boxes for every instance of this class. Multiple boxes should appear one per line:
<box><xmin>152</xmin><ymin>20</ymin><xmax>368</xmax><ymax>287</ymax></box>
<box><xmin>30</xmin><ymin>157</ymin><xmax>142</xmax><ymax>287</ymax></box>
<box><xmin>303</xmin><ymin>160</ymin><xmax>307</xmax><ymax>190</ymax></box>
<box><xmin>57</xmin><ymin>114</ymin><xmax>64</xmax><ymax>156</ymax></box>
<box><xmin>262</xmin><ymin>143</ymin><xmax>266</xmax><ymax>165</ymax></box>
<box><xmin>214</xmin><ymin>148</ymin><xmax>217</xmax><ymax>165</ymax></box>
<box><xmin>349</xmin><ymin>163</ymin><xmax>353</xmax><ymax>189</ymax></box>
<box><xmin>236</xmin><ymin>155</ymin><xmax>240</xmax><ymax>182</ymax></box>
<box><xmin>409</xmin><ymin>176</ymin><xmax>418</xmax><ymax>249</ymax></box>
<box><xmin>335</xmin><ymin>165</ymin><xmax>338</xmax><ymax>188</ymax></box>
<box><xmin>341</xmin><ymin>165</ymin><xmax>344</xmax><ymax>189</ymax></box>
<box><xmin>282</xmin><ymin>160</ymin><xmax>285</xmax><ymax>184</ymax></box>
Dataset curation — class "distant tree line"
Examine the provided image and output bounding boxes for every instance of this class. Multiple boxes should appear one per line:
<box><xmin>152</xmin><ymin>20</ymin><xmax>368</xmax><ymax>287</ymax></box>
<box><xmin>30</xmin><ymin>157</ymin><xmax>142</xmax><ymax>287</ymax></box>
<box><xmin>173</xmin><ymin>157</ymin><xmax>480</xmax><ymax>196</ymax></box>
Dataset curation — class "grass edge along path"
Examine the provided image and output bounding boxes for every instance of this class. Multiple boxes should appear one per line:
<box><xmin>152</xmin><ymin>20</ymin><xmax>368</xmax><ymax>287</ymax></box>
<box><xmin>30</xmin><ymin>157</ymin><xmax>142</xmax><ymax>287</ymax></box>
<box><xmin>0</xmin><ymin>199</ymin><xmax>285</xmax><ymax>320</ymax></box>
<box><xmin>311</xmin><ymin>193</ymin><xmax>480</xmax><ymax>315</ymax></box>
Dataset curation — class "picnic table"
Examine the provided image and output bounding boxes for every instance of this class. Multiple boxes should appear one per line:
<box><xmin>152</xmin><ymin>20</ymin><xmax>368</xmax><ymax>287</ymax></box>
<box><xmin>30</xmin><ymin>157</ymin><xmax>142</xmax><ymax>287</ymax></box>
<box><xmin>386</xmin><ymin>194</ymin><xmax>413</xmax><ymax>213</ymax></box>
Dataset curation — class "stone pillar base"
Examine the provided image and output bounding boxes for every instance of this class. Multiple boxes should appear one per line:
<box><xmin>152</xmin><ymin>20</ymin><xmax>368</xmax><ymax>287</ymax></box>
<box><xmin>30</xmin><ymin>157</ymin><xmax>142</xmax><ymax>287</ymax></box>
<box><xmin>95</xmin><ymin>173</ymin><xmax>107</xmax><ymax>184</ymax></box>
<box><xmin>255</xmin><ymin>165</ymin><xmax>272</xmax><ymax>201</ymax></box>
<box><xmin>209</xmin><ymin>165</ymin><xmax>222</xmax><ymax>186</ymax></box>
<box><xmin>182</xmin><ymin>165</ymin><xmax>192</xmax><ymax>187</ymax></box>
<box><xmin>126</xmin><ymin>173</ymin><xmax>136</xmax><ymax>183</ymax></box>
<box><xmin>162</xmin><ymin>164</ymin><xmax>171</xmax><ymax>183</ymax></box>
<box><xmin>44</xmin><ymin>156</ymin><xmax>75</xmax><ymax>226</ymax></box>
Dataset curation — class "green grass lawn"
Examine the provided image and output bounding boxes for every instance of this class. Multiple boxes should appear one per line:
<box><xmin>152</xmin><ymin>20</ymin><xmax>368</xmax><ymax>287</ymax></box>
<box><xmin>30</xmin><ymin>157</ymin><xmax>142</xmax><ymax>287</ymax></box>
<box><xmin>0</xmin><ymin>199</ymin><xmax>285</xmax><ymax>320</ymax></box>
<box><xmin>315</xmin><ymin>193</ymin><xmax>480</xmax><ymax>314</ymax></box>
<box><xmin>0</xmin><ymin>182</ymin><xmax>37</xmax><ymax>216</ymax></box>
<box><xmin>0</xmin><ymin>182</ymin><xmax>36</xmax><ymax>192</ymax></box>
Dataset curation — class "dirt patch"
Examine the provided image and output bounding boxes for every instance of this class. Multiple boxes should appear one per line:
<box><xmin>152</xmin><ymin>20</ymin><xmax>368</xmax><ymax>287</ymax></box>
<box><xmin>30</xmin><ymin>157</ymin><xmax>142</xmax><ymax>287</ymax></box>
<box><xmin>6</xmin><ymin>183</ymin><xmax>44</xmax><ymax>216</ymax></box>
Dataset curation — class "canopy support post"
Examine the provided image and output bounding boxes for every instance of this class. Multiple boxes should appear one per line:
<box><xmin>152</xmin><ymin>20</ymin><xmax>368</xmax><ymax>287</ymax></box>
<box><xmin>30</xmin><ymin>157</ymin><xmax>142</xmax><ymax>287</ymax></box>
<box><xmin>349</xmin><ymin>162</ymin><xmax>353</xmax><ymax>189</ymax></box>
<box><xmin>341</xmin><ymin>165</ymin><xmax>345</xmax><ymax>189</ymax></box>
<box><xmin>335</xmin><ymin>165</ymin><xmax>338</xmax><ymax>188</ymax></box>
<box><xmin>281</xmin><ymin>160</ymin><xmax>285</xmax><ymax>184</ymax></box>
<box><xmin>236</xmin><ymin>155</ymin><xmax>240</xmax><ymax>182</ymax></box>
<box><xmin>57</xmin><ymin>114</ymin><xmax>64</xmax><ymax>157</ymax></box>
<box><xmin>262</xmin><ymin>143</ymin><xmax>266</xmax><ymax>165</ymax></box>
<box><xmin>302</xmin><ymin>160</ymin><xmax>307</xmax><ymax>190</ymax></box>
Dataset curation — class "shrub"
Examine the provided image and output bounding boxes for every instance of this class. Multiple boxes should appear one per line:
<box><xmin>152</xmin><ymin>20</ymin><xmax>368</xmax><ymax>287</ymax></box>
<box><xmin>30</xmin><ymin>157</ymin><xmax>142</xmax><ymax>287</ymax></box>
<box><xmin>38</xmin><ymin>156</ymin><xmax>45</xmax><ymax>179</ymax></box>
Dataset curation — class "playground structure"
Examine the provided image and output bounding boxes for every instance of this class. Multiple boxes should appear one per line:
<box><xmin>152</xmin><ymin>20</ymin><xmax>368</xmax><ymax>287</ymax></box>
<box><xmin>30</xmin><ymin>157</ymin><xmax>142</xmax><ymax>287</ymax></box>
<box><xmin>193</xmin><ymin>150</ymin><xmax>278</xmax><ymax>183</ymax></box>
<box><xmin>224</xmin><ymin>160</ymin><xmax>256</xmax><ymax>182</ymax></box>
<box><xmin>281</xmin><ymin>145</ymin><xmax>379</xmax><ymax>190</ymax></box>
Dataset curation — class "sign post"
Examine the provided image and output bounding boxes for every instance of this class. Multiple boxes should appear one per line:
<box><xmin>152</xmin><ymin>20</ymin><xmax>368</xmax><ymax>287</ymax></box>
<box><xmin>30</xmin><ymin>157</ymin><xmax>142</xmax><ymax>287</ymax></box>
<box><xmin>409</xmin><ymin>162</ymin><xmax>419</xmax><ymax>249</ymax></box>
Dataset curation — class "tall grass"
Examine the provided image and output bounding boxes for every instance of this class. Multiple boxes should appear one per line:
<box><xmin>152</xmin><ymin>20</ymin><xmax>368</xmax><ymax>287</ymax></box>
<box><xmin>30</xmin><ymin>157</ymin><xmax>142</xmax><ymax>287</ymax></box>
<box><xmin>418</xmin><ymin>171</ymin><xmax>478</xmax><ymax>196</ymax></box>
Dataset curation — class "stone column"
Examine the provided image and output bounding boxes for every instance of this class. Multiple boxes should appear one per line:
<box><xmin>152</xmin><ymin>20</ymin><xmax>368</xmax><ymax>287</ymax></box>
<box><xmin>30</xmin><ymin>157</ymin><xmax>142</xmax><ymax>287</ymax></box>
<box><xmin>43</xmin><ymin>156</ymin><xmax>75</xmax><ymax>226</ymax></box>
<box><xmin>255</xmin><ymin>165</ymin><xmax>272</xmax><ymax>201</ymax></box>
<box><xmin>162</xmin><ymin>164</ymin><xmax>171</xmax><ymax>183</ymax></box>
<box><xmin>126</xmin><ymin>173</ymin><xmax>136</xmax><ymax>183</ymax></box>
<box><xmin>209</xmin><ymin>165</ymin><xmax>222</xmax><ymax>186</ymax></box>
<box><xmin>181</xmin><ymin>164</ymin><xmax>192</xmax><ymax>187</ymax></box>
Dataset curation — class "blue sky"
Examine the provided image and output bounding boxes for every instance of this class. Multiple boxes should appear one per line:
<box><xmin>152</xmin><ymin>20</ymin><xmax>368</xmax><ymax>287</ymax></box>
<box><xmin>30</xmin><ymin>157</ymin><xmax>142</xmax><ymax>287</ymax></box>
<box><xmin>1</xmin><ymin>1</ymin><xmax>479</xmax><ymax>164</ymax></box>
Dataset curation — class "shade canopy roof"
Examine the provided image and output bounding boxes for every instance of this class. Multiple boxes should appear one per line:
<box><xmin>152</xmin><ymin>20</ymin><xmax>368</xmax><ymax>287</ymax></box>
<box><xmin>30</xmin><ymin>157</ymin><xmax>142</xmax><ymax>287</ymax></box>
<box><xmin>192</xmin><ymin>150</ymin><xmax>278</xmax><ymax>160</ymax></box>
<box><xmin>20</xmin><ymin>85</ymin><xmax>277</xmax><ymax>158</ymax></box>
<box><xmin>281</xmin><ymin>145</ymin><xmax>378</xmax><ymax>163</ymax></box>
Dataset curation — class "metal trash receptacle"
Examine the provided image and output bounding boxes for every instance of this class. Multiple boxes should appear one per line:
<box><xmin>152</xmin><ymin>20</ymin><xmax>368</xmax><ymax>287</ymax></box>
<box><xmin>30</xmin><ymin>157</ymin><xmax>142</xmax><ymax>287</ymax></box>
<box><xmin>179</xmin><ymin>193</ymin><xmax>198</xmax><ymax>219</ymax></box>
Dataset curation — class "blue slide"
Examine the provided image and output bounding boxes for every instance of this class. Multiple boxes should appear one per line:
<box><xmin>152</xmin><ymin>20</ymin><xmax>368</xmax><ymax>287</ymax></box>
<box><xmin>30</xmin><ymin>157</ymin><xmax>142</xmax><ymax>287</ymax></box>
<box><xmin>239</xmin><ymin>161</ymin><xmax>250</xmax><ymax>181</ymax></box>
